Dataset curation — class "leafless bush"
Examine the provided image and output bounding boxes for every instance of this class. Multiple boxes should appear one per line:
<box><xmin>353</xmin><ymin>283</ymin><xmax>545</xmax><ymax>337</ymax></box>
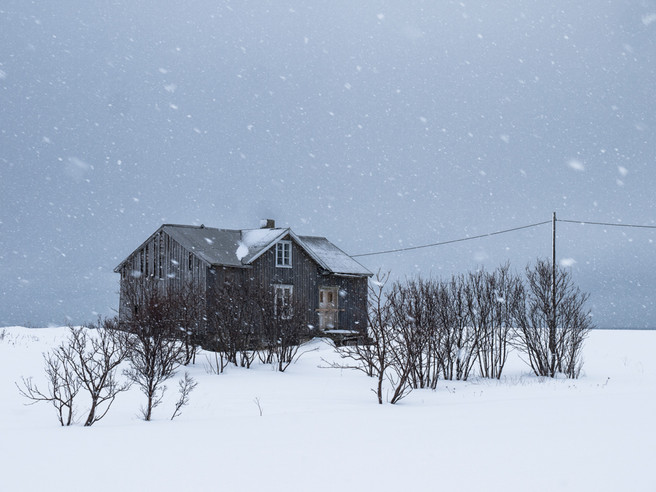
<box><xmin>121</xmin><ymin>277</ymin><xmax>206</xmax><ymax>365</ymax></box>
<box><xmin>253</xmin><ymin>397</ymin><xmax>263</xmax><ymax>416</ymax></box>
<box><xmin>464</xmin><ymin>265</ymin><xmax>522</xmax><ymax>379</ymax></box>
<box><xmin>384</xmin><ymin>323</ymin><xmax>417</xmax><ymax>404</ymax></box>
<box><xmin>204</xmin><ymin>350</ymin><xmax>230</xmax><ymax>375</ymax></box>
<box><xmin>66</xmin><ymin>319</ymin><xmax>131</xmax><ymax>426</ymax></box>
<box><xmin>387</xmin><ymin>273</ymin><xmax>480</xmax><ymax>385</ymax></box>
<box><xmin>206</xmin><ymin>281</ymin><xmax>311</xmax><ymax>372</ymax></box>
<box><xmin>170</xmin><ymin>372</ymin><xmax>197</xmax><ymax>420</ymax></box>
<box><xmin>257</xmin><ymin>287</ymin><xmax>311</xmax><ymax>372</ymax></box>
<box><xmin>171</xmin><ymin>282</ymin><xmax>206</xmax><ymax>366</ymax></box>
<box><xmin>513</xmin><ymin>259</ymin><xmax>593</xmax><ymax>378</ymax></box>
<box><xmin>17</xmin><ymin>320</ymin><xmax>130</xmax><ymax>426</ymax></box>
<box><xmin>336</xmin><ymin>272</ymin><xmax>390</xmax><ymax>403</ymax></box>
<box><xmin>206</xmin><ymin>281</ymin><xmax>260</xmax><ymax>368</ymax></box>
<box><xmin>435</xmin><ymin>275</ymin><xmax>478</xmax><ymax>381</ymax></box>
<box><xmin>17</xmin><ymin>349</ymin><xmax>81</xmax><ymax>426</ymax></box>
<box><xmin>336</xmin><ymin>259</ymin><xmax>592</xmax><ymax>406</ymax></box>
<box><xmin>389</xmin><ymin>266</ymin><xmax>521</xmax><ymax>383</ymax></box>
<box><xmin>336</xmin><ymin>272</ymin><xmax>412</xmax><ymax>404</ymax></box>
<box><xmin>124</xmin><ymin>330</ymin><xmax>185</xmax><ymax>421</ymax></box>
<box><xmin>387</xmin><ymin>278</ymin><xmax>438</xmax><ymax>391</ymax></box>
<box><xmin>120</xmin><ymin>277</ymin><xmax>187</xmax><ymax>420</ymax></box>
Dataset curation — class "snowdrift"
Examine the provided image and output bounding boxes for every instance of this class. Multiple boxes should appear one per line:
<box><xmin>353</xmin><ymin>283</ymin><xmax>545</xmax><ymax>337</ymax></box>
<box><xmin>0</xmin><ymin>327</ymin><xmax>654</xmax><ymax>492</ymax></box>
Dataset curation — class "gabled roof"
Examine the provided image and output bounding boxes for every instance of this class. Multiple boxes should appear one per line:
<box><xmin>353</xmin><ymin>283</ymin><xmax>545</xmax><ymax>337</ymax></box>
<box><xmin>238</xmin><ymin>227</ymin><xmax>289</xmax><ymax>264</ymax></box>
<box><xmin>163</xmin><ymin>225</ymin><xmax>243</xmax><ymax>267</ymax></box>
<box><xmin>114</xmin><ymin>224</ymin><xmax>245</xmax><ymax>272</ymax></box>
<box><xmin>296</xmin><ymin>235</ymin><xmax>372</xmax><ymax>276</ymax></box>
<box><xmin>115</xmin><ymin>224</ymin><xmax>372</xmax><ymax>277</ymax></box>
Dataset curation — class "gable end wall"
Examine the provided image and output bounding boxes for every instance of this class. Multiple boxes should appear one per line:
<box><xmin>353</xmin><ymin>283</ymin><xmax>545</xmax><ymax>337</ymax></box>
<box><xmin>118</xmin><ymin>230</ymin><xmax>207</xmax><ymax>319</ymax></box>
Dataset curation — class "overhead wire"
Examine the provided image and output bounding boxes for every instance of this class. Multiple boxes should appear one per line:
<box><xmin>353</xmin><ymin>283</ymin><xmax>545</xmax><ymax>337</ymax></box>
<box><xmin>352</xmin><ymin>220</ymin><xmax>551</xmax><ymax>258</ymax></box>
<box><xmin>558</xmin><ymin>219</ymin><xmax>656</xmax><ymax>230</ymax></box>
<box><xmin>352</xmin><ymin>217</ymin><xmax>656</xmax><ymax>258</ymax></box>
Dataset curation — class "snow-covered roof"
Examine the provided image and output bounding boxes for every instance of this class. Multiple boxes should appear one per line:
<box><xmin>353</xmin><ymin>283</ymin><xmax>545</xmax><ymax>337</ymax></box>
<box><xmin>162</xmin><ymin>225</ymin><xmax>243</xmax><ymax>267</ymax></box>
<box><xmin>238</xmin><ymin>228</ymin><xmax>289</xmax><ymax>263</ymax></box>
<box><xmin>115</xmin><ymin>224</ymin><xmax>372</xmax><ymax>277</ymax></box>
<box><xmin>297</xmin><ymin>235</ymin><xmax>372</xmax><ymax>276</ymax></box>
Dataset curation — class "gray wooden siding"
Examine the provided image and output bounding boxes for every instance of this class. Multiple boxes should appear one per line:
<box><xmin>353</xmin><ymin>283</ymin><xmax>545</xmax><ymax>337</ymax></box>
<box><xmin>237</xmin><ymin>237</ymin><xmax>368</xmax><ymax>333</ymax></box>
<box><xmin>119</xmin><ymin>230</ymin><xmax>206</xmax><ymax>289</ymax></box>
<box><xmin>118</xmin><ymin>229</ymin><xmax>207</xmax><ymax>319</ymax></box>
<box><xmin>316</xmin><ymin>275</ymin><xmax>368</xmax><ymax>332</ymax></box>
<box><xmin>119</xmin><ymin>229</ymin><xmax>368</xmax><ymax>335</ymax></box>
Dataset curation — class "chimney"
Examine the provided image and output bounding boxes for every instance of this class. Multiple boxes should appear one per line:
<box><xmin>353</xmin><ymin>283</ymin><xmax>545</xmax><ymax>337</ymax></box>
<box><xmin>260</xmin><ymin>219</ymin><xmax>276</xmax><ymax>229</ymax></box>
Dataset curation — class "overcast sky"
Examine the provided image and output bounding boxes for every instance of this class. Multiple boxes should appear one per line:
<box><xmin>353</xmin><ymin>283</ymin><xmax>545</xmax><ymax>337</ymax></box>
<box><xmin>1</xmin><ymin>1</ymin><xmax>655</xmax><ymax>328</ymax></box>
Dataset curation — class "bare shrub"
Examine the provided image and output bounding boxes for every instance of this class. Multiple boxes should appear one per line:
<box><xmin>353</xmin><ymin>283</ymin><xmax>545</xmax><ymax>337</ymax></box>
<box><xmin>206</xmin><ymin>281</ymin><xmax>311</xmax><ymax>372</ymax></box>
<box><xmin>389</xmin><ymin>274</ymin><xmax>480</xmax><ymax>384</ymax></box>
<box><xmin>17</xmin><ymin>320</ymin><xmax>131</xmax><ymax>426</ymax></box>
<box><xmin>66</xmin><ymin>320</ymin><xmax>131</xmax><ymax>426</ymax></box>
<box><xmin>514</xmin><ymin>259</ymin><xmax>593</xmax><ymax>378</ymax></box>
<box><xmin>124</xmin><ymin>328</ymin><xmax>185</xmax><ymax>421</ymax></box>
<box><xmin>380</xmin><ymin>267</ymin><xmax>522</xmax><ymax>390</ymax></box>
<box><xmin>17</xmin><ymin>350</ymin><xmax>81</xmax><ymax>426</ymax></box>
<box><xmin>384</xmin><ymin>314</ymin><xmax>418</xmax><ymax>404</ymax></box>
<box><xmin>336</xmin><ymin>272</ymin><xmax>412</xmax><ymax>404</ymax></box>
<box><xmin>257</xmin><ymin>286</ymin><xmax>311</xmax><ymax>372</ymax></box>
<box><xmin>170</xmin><ymin>281</ymin><xmax>206</xmax><ymax>366</ymax></box>
<box><xmin>206</xmin><ymin>281</ymin><xmax>260</xmax><ymax>369</ymax></box>
<box><xmin>253</xmin><ymin>397</ymin><xmax>263</xmax><ymax>416</ymax></box>
<box><xmin>120</xmin><ymin>277</ymin><xmax>186</xmax><ymax>420</ymax></box>
<box><xmin>431</xmin><ymin>275</ymin><xmax>476</xmax><ymax>381</ymax></box>
<box><xmin>464</xmin><ymin>265</ymin><xmax>523</xmax><ymax>379</ymax></box>
<box><xmin>387</xmin><ymin>278</ymin><xmax>439</xmax><ymax>391</ymax></box>
<box><xmin>336</xmin><ymin>272</ymin><xmax>391</xmax><ymax>403</ymax></box>
<box><xmin>204</xmin><ymin>350</ymin><xmax>230</xmax><ymax>375</ymax></box>
<box><xmin>170</xmin><ymin>372</ymin><xmax>198</xmax><ymax>420</ymax></box>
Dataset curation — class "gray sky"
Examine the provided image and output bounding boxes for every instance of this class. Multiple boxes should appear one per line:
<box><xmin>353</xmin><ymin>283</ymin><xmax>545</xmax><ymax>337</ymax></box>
<box><xmin>1</xmin><ymin>1</ymin><xmax>655</xmax><ymax>328</ymax></box>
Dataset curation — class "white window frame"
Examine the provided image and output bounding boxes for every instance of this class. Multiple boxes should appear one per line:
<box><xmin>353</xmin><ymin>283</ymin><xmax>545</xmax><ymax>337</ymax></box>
<box><xmin>275</xmin><ymin>240</ymin><xmax>292</xmax><ymax>268</ymax></box>
<box><xmin>274</xmin><ymin>284</ymin><xmax>293</xmax><ymax>319</ymax></box>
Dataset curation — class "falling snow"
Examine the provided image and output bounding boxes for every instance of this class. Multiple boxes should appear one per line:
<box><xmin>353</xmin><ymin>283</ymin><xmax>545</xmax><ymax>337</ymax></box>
<box><xmin>0</xmin><ymin>1</ymin><xmax>655</xmax><ymax>329</ymax></box>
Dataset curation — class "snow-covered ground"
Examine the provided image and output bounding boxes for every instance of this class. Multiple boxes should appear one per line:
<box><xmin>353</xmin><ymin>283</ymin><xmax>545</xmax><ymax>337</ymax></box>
<box><xmin>1</xmin><ymin>327</ymin><xmax>654</xmax><ymax>492</ymax></box>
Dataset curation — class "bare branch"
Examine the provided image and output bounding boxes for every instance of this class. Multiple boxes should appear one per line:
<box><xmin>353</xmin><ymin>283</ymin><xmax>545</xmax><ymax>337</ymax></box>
<box><xmin>170</xmin><ymin>372</ymin><xmax>198</xmax><ymax>420</ymax></box>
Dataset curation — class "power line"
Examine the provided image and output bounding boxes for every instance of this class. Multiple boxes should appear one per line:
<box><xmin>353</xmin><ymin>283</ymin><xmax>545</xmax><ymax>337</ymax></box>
<box><xmin>558</xmin><ymin>219</ymin><xmax>656</xmax><ymax>230</ymax></box>
<box><xmin>351</xmin><ymin>216</ymin><xmax>656</xmax><ymax>259</ymax></box>
<box><xmin>352</xmin><ymin>220</ymin><xmax>551</xmax><ymax>258</ymax></box>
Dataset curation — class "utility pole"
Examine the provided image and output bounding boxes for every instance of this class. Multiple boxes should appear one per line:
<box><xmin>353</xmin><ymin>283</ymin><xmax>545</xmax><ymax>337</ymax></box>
<box><xmin>550</xmin><ymin>211</ymin><xmax>557</xmax><ymax>375</ymax></box>
<box><xmin>552</xmin><ymin>212</ymin><xmax>556</xmax><ymax>312</ymax></box>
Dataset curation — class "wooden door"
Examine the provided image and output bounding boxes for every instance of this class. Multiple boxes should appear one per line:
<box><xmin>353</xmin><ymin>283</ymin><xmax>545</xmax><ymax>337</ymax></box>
<box><xmin>319</xmin><ymin>287</ymin><xmax>339</xmax><ymax>330</ymax></box>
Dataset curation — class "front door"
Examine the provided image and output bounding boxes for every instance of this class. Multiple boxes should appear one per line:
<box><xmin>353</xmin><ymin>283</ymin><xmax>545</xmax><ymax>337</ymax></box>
<box><xmin>318</xmin><ymin>287</ymin><xmax>339</xmax><ymax>330</ymax></box>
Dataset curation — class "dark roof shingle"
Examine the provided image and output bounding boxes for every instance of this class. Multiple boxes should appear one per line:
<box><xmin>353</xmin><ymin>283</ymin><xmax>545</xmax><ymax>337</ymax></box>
<box><xmin>116</xmin><ymin>224</ymin><xmax>371</xmax><ymax>277</ymax></box>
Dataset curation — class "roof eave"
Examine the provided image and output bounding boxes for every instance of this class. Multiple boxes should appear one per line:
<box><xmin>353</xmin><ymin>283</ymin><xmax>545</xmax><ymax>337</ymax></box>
<box><xmin>242</xmin><ymin>228</ymin><xmax>292</xmax><ymax>265</ymax></box>
<box><xmin>320</xmin><ymin>270</ymin><xmax>374</xmax><ymax>278</ymax></box>
<box><xmin>114</xmin><ymin>224</ymin><xmax>167</xmax><ymax>272</ymax></box>
<box><xmin>292</xmin><ymin>233</ymin><xmax>333</xmax><ymax>272</ymax></box>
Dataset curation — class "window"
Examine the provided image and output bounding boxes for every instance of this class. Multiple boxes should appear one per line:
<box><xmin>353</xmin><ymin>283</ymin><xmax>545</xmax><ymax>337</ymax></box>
<box><xmin>276</xmin><ymin>240</ymin><xmax>292</xmax><ymax>267</ymax></box>
<box><xmin>274</xmin><ymin>284</ymin><xmax>293</xmax><ymax>319</ymax></box>
<box><xmin>188</xmin><ymin>252</ymin><xmax>193</xmax><ymax>271</ymax></box>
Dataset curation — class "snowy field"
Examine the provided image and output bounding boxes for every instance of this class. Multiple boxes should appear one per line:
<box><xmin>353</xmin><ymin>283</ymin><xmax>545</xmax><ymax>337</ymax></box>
<box><xmin>1</xmin><ymin>326</ymin><xmax>654</xmax><ymax>492</ymax></box>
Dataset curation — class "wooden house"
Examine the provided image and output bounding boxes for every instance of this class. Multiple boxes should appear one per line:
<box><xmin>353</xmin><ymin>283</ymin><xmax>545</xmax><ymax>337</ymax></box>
<box><xmin>114</xmin><ymin>221</ymin><xmax>372</xmax><ymax>337</ymax></box>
